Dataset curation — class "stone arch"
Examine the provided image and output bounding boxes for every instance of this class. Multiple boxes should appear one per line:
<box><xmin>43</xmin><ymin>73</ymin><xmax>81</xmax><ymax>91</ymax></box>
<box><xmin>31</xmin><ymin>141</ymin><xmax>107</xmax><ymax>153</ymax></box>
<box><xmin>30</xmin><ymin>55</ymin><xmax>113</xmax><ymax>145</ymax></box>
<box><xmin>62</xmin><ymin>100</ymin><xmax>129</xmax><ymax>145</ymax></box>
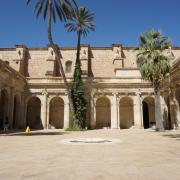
<box><xmin>96</xmin><ymin>97</ymin><xmax>111</xmax><ymax>128</ymax></box>
<box><xmin>142</xmin><ymin>96</ymin><xmax>155</xmax><ymax>128</ymax></box>
<box><xmin>26</xmin><ymin>97</ymin><xmax>42</xmax><ymax>129</ymax></box>
<box><xmin>49</xmin><ymin>96</ymin><xmax>64</xmax><ymax>129</ymax></box>
<box><xmin>0</xmin><ymin>89</ymin><xmax>9</xmax><ymax>129</ymax></box>
<box><xmin>12</xmin><ymin>94</ymin><xmax>21</xmax><ymax>129</ymax></box>
<box><xmin>65</xmin><ymin>61</ymin><xmax>72</xmax><ymax>73</ymax></box>
<box><xmin>119</xmin><ymin>96</ymin><xmax>134</xmax><ymax>129</ymax></box>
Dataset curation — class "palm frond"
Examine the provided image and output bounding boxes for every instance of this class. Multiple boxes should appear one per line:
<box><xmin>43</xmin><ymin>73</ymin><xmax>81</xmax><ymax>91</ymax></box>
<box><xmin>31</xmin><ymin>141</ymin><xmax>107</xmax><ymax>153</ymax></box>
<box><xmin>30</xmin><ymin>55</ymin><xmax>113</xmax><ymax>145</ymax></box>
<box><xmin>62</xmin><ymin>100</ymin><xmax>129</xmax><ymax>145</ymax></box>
<box><xmin>137</xmin><ymin>29</ymin><xmax>171</xmax><ymax>82</ymax></box>
<box><xmin>65</xmin><ymin>6</ymin><xmax>95</xmax><ymax>37</ymax></box>
<box><xmin>27</xmin><ymin>0</ymin><xmax>77</xmax><ymax>22</ymax></box>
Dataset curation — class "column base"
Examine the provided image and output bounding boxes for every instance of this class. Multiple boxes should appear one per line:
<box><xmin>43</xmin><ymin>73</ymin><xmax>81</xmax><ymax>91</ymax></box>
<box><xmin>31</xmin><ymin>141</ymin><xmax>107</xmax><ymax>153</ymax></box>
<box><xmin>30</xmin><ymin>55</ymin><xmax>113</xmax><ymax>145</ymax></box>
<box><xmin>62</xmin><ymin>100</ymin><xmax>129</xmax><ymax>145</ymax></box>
<box><xmin>132</xmin><ymin>125</ymin><xmax>144</xmax><ymax>129</ymax></box>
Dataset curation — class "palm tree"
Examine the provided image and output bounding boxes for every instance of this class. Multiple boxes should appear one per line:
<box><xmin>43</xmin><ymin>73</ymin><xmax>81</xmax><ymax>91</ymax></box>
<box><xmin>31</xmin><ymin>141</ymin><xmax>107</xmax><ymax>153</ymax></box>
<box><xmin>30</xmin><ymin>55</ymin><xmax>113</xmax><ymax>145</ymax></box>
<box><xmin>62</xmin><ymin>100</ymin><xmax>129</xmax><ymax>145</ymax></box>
<box><xmin>26</xmin><ymin>0</ymin><xmax>77</xmax><ymax>113</ymax></box>
<box><xmin>65</xmin><ymin>6</ymin><xmax>95</xmax><ymax>129</ymax></box>
<box><xmin>137</xmin><ymin>29</ymin><xmax>171</xmax><ymax>131</ymax></box>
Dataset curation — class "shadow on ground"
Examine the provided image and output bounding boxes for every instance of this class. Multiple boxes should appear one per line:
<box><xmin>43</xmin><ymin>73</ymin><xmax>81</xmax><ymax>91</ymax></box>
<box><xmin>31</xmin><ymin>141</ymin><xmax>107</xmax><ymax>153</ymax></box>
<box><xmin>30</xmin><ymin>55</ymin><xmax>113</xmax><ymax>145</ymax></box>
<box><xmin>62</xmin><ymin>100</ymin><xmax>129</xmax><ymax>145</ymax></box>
<box><xmin>162</xmin><ymin>133</ymin><xmax>180</xmax><ymax>141</ymax></box>
<box><xmin>0</xmin><ymin>130</ymin><xmax>69</xmax><ymax>136</ymax></box>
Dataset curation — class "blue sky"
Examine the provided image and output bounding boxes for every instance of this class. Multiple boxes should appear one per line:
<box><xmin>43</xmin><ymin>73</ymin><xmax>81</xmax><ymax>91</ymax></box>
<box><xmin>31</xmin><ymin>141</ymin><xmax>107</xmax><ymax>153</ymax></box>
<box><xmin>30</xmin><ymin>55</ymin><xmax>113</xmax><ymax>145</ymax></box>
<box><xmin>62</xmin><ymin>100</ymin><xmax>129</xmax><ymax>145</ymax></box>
<box><xmin>0</xmin><ymin>0</ymin><xmax>180</xmax><ymax>48</ymax></box>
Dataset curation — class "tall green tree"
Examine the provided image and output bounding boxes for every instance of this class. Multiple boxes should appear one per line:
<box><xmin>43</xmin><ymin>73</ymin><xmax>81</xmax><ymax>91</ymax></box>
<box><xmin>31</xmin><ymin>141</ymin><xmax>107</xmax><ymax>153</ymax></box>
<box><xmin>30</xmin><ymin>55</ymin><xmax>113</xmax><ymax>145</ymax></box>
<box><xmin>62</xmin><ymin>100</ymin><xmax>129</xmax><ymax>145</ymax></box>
<box><xmin>137</xmin><ymin>29</ymin><xmax>171</xmax><ymax>131</ymax></box>
<box><xmin>26</xmin><ymin>0</ymin><xmax>77</xmax><ymax>113</ymax></box>
<box><xmin>65</xmin><ymin>6</ymin><xmax>95</xmax><ymax>129</ymax></box>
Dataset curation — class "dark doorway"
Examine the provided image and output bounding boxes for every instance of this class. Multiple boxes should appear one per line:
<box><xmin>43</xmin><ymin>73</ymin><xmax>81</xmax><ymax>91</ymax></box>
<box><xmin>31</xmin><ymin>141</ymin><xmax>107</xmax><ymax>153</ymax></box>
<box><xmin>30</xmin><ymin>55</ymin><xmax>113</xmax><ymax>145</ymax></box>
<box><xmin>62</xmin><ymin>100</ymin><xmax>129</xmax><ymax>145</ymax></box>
<box><xmin>143</xmin><ymin>101</ymin><xmax>149</xmax><ymax>129</ymax></box>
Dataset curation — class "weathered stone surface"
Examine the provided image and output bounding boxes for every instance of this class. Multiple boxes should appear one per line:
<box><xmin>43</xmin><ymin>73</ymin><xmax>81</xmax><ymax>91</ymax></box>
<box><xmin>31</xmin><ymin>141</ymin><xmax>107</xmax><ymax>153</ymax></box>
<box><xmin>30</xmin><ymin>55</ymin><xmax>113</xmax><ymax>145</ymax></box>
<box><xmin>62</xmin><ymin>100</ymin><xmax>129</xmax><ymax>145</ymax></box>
<box><xmin>0</xmin><ymin>129</ymin><xmax>180</xmax><ymax>180</ymax></box>
<box><xmin>0</xmin><ymin>44</ymin><xmax>179</xmax><ymax>129</ymax></box>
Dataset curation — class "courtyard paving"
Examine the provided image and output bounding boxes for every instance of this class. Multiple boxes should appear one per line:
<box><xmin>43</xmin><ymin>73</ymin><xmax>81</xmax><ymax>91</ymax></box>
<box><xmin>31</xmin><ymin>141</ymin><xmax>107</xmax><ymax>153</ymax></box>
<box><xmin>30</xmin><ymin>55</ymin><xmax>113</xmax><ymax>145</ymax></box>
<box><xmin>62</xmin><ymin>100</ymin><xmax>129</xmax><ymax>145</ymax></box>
<box><xmin>0</xmin><ymin>129</ymin><xmax>180</xmax><ymax>180</ymax></box>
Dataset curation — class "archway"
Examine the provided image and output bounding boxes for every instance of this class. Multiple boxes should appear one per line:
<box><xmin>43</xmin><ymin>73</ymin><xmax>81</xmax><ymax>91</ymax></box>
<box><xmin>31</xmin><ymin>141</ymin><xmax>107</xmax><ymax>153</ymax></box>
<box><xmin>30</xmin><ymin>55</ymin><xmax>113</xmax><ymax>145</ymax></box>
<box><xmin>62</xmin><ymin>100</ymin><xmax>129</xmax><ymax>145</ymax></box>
<box><xmin>49</xmin><ymin>97</ymin><xmax>64</xmax><ymax>129</ymax></box>
<box><xmin>26</xmin><ymin>97</ymin><xmax>42</xmax><ymax>129</ymax></box>
<box><xmin>0</xmin><ymin>89</ymin><xmax>9</xmax><ymax>129</ymax></box>
<box><xmin>143</xmin><ymin>97</ymin><xmax>155</xmax><ymax>128</ymax></box>
<box><xmin>12</xmin><ymin>95</ymin><xmax>20</xmax><ymax>129</ymax></box>
<box><xmin>96</xmin><ymin>97</ymin><xmax>111</xmax><ymax>128</ymax></box>
<box><xmin>119</xmin><ymin>97</ymin><xmax>134</xmax><ymax>129</ymax></box>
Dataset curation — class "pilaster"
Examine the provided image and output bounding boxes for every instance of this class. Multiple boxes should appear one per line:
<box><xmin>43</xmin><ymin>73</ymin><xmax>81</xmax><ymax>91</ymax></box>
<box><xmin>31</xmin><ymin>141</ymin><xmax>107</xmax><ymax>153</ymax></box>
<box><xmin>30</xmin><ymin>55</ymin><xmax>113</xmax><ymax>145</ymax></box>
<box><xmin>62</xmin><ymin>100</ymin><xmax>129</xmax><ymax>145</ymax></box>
<box><xmin>41</xmin><ymin>89</ymin><xmax>48</xmax><ymax>129</ymax></box>
<box><xmin>46</xmin><ymin>97</ymin><xmax>50</xmax><ymax>129</ymax></box>
<box><xmin>170</xmin><ymin>88</ymin><xmax>180</xmax><ymax>128</ymax></box>
<box><xmin>45</xmin><ymin>46</ymin><xmax>56</xmax><ymax>76</ymax></box>
<box><xmin>90</xmin><ymin>95</ymin><xmax>97</xmax><ymax>129</ymax></box>
<box><xmin>160</xmin><ymin>95</ymin><xmax>169</xmax><ymax>129</ymax></box>
<box><xmin>20</xmin><ymin>92</ymin><xmax>26</xmax><ymax>128</ymax></box>
<box><xmin>8</xmin><ymin>87</ymin><xmax>15</xmax><ymax>129</ymax></box>
<box><xmin>80</xmin><ymin>44</ymin><xmax>89</xmax><ymax>76</ymax></box>
<box><xmin>133</xmin><ymin>92</ymin><xmax>143</xmax><ymax>128</ymax></box>
<box><xmin>110</xmin><ymin>93</ymin><xmax>118</xmax><ymax>129</ymax></box>
<box><xmin>15</xmin><ymin>44</ymin><xmax>28</xmax><ymax>76</ymax></box>
<box><xmin>64</xmin><ymin>95</ymin><xmax>70</xmax><ymax>129</ymax></box>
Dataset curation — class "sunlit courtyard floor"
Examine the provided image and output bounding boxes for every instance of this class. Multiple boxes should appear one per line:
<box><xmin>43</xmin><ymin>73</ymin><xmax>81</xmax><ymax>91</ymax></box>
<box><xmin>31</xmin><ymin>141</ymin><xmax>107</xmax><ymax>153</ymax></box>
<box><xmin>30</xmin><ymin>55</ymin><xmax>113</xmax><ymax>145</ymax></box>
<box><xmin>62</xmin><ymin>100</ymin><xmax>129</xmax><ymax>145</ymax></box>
<box><xmin>0</xmin><ymin>129</ymin><xmax>180</xmax><ymax>180</ymax></box>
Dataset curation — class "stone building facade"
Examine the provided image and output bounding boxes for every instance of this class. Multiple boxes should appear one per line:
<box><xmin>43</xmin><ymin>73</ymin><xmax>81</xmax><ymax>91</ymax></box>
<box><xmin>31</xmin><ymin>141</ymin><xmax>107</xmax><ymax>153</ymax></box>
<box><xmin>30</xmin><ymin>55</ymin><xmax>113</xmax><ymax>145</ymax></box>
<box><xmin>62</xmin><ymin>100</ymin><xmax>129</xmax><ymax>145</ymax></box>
<box><xmin>0</xmin><ymin>44</ymin><xmax>179</xmax><ymax>130</ymax></box>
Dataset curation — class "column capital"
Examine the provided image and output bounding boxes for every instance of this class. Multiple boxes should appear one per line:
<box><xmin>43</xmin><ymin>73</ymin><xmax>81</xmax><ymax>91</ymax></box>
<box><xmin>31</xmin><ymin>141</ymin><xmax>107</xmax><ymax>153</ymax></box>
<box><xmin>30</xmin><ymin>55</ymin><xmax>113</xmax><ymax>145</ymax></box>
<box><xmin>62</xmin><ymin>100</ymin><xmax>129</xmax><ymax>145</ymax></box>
<box><xmin>112</xmin><ymin>92</ymin><xmax>118</xmax><ymax>96</ymax></box>
<box><xmin>42</xmin><ymin>89</ymin><xmax>48</xmax><ymax>96</ymax></box>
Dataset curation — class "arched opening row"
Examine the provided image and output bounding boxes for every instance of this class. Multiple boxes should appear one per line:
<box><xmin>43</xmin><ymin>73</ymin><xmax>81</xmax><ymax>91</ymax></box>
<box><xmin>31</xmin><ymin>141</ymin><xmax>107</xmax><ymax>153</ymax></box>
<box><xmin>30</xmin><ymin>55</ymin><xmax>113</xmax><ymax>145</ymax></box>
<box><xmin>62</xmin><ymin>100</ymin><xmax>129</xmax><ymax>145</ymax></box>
<box><xmin>0</xmin><ymin>89</ymin><xmax>21</xmax><ymax>130</ymax></box>
<box><xmin>0</xmin><ymin>92</ymin><xmax>157</xmax><ymax>130</ymax></box>
<box><xmin>26</xmin><ymin>96</ymin><xmax>64</xmax><ymax>130</ymax></box>
<box><xmin>96</xmin><ymin>96</ymin><xmax>155</xmax><ymax>129</ymax></box>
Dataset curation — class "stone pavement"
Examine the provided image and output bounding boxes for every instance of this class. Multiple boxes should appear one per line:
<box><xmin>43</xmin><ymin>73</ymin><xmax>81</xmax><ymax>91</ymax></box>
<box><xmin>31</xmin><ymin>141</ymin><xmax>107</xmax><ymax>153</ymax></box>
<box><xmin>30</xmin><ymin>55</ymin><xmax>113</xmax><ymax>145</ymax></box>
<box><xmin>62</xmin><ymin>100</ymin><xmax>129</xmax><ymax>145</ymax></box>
<box><xmin>0</xmin><ymin>129</ymin><xmax>180</xmax><ymax>180</ymax></box>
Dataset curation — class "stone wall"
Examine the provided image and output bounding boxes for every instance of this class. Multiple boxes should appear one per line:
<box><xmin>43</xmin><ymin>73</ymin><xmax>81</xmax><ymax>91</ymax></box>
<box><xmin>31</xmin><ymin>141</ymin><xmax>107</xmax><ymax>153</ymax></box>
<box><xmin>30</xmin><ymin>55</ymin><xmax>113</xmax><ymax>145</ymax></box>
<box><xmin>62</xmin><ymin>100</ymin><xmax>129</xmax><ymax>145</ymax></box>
<box><xmin>0</xmin><ymin>44</ymin><xmax>180</xmax><ymax>130</ymax></box>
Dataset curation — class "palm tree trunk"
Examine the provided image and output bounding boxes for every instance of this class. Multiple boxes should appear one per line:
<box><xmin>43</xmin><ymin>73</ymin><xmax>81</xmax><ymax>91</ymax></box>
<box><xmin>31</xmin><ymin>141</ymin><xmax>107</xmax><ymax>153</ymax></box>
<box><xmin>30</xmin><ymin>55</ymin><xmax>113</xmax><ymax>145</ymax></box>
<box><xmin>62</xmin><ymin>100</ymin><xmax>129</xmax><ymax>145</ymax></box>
<box><xmin>53</xmin><ymin>45</ymin><xmax>74</xmax><ymax>113</ymax></box>
<box><xmin>47</xmin><ymin>0</ymin><xmax>74</xmax><ymax>114</ymax></box>
<box><xmin>48</xmin><ymin>0</ymin><xmax>53</xmax><ymax>44</ymax></box>
<box><xmin>154</xmin><ymin>80</ymin><xmax>164</xmax><ymax>131</ymax></box>
<box><xmin>76</xmin><ymin>31</ymin><xmax>81</xmax><ymax>65</ymax></box>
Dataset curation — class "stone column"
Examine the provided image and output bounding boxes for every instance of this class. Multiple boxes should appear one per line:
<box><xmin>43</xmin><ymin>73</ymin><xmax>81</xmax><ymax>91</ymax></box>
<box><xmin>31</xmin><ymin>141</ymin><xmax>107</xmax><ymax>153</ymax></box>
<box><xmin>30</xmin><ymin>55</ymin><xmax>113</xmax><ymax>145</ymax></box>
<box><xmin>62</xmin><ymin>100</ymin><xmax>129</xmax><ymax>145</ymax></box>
<box><xmin>8</xmin><ymin>87</ymin><xmax>15</xmax><ymax>129</ymax></box>
<box><xmin>64</xmin><ymin>96</ymin><xmax>70</xmax><ymax>129</ymax></box>
<box><xmin>24</xmin><ymin>95</ymin><xmax>28</xmax><ymax>129</ymax></box>
<box><xmin>117</xmin><ymin>96</ymin><xmax>120</xmax><ymax>129</ymax></box>
<box><xmin>90</xmin><ymin>95</ymin><xmax>97</xmax><ymax>129</ymax></box>
<box><xmin>110</xmin><ymin>93</ymin><xmax>118</xmax><ymax>129</ymax></box>
<box><xmin>170</xmin><ymin>88</ymin><xmax>180</xmax><ymax>129</ymax></box>
<box><xmin>20</xmin><ymin>92</ymin><xmax>26</xmax><ymax>128</ymax></box>
<box><xmin>160</xmin><ymin>95</ymin><xmax>169</xmax><ymax>129</ymax></box>
<box><xmin>41</xmin><ymin>90</ymin><xmax>48</xmax><ymax>129</ymax></box>
<box><xmin>133</xmin><ymin>92</ymin><xmax>143</xmax><ymax>128</ymax></box>
<box><xmin>46</xmin><ymin>97</ymin><xmax>50</xmax><ymax>129</ymax></box>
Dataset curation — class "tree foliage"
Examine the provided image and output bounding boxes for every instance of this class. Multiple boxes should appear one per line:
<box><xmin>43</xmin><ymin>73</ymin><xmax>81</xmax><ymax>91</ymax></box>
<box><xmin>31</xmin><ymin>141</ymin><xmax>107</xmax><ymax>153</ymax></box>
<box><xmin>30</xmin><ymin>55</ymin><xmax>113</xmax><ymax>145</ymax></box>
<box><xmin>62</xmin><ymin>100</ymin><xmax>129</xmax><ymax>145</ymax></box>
<box><xmin>65</xmin><ymin>6</ymin><xmax>95</xmax><ymax>130</ymax></box>
<box><xmin>65</xmin><ymin>6</ymin><xmax>95</xmax><ymax>36</ymax></box>
<box><xmin>27</xmin><ymin>0</ymin><xmax>77</xmax><ymax>44</ymax></box>
<box><xmin>27</xmin><ymin>0</ymin><xmax>77</xmax><ymax>114</ymax></box>
<box><xmin>137</xmin><ymin>30</ymin><xmax>171</xmax><ymax>90</ymax></box>
<box><xmin>137</xmin><ymin>29</ymin><xmax>171</xmax><ymax>131</ymax></box>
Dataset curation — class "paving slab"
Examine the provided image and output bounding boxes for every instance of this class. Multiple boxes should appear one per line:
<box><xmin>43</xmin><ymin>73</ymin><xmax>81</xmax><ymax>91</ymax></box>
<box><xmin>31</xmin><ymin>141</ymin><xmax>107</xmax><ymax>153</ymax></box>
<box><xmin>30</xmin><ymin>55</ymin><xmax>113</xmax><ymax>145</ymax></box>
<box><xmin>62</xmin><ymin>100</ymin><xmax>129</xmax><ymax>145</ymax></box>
<box><xmin>0</xmin><ymin>129</ymin><xmax>180</xmax><ymax>180</ymax></box>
